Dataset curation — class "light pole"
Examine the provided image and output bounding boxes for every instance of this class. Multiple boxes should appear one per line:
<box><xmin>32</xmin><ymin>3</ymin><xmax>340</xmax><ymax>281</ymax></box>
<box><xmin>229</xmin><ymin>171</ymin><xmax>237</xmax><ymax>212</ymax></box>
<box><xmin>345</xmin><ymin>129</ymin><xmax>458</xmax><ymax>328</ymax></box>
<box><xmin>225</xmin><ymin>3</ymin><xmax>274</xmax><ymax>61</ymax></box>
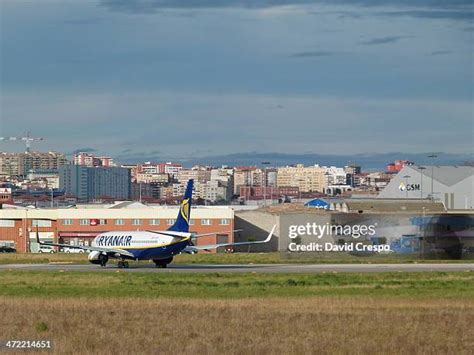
<box><xmin>421</xmin><ymin>206</ymin><xmax>426</xmax><ymax>259</ymax></box>
<box><xmin>428</xmin><ymin>154</ymin><xmax>438</xmax><ymax>201</ymax></box>
<box><xmin>50</xmin><ymin>187</ymin><xmax>54</xmax><ymax>208</ymax></box>
<box><xmin>25</xmin><ymin>208</ymin><xmax>30</xmax><ymax>253</ymax></box>
<box><xmin>261</xmin><ymin>161</ymin><xmax>271</xmax><ymax>207</ymax></box>
<box><xmin>418</xmin><ymin>166</ymin><xmax>426</xmax><ymax>199</ymax></box>
<box><xmin>22</xmin><ymin>208</ymin><xmax>27</xmax><ymax>253</ymax></box>
<box><xmin>403</xmin><ymin>175</ymin><xmax>411</xmax><ymax>198</ymax></box>
<box><xmin>139</xmin><ymin>182</ymin><xmax>142</xmax><ymax>203</ymax></box>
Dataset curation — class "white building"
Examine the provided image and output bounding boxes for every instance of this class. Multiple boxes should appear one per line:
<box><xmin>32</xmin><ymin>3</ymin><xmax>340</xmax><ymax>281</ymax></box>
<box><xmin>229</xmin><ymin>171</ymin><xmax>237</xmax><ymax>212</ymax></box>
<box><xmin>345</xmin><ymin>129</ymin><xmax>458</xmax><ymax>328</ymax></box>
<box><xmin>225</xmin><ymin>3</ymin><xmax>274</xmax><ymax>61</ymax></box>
<box><xmin>26</xmin><ymin>169</ymin><xmax>60</xmax><ymax>188</ymax></box>
<box><xmin>177</xmin><ymin>167</ymin><xmax>211</xmax><ymax>184</ymax></box>
<box><xmin>195</xmin><ymin>180</ymin><xmax>230</xmax><ymax>202</ymax></box>
<box><xmin>161</xmin><ymin>162</ymin><xmax>182</xmax><ymax>177</ymax></box>
<box><xmin>378</xmin><ymin>166</ymin><xmax>474</xmax><ymax>210</ymax></box>
<box><xmin>324</xmin><ymin>166</ymin><xmax>347</xmax><ymax>185</ymax></box>
<box><xmin>135</xmin><ymin>173</ymin><xmax>169</xmax><ymax>184</ymax></box>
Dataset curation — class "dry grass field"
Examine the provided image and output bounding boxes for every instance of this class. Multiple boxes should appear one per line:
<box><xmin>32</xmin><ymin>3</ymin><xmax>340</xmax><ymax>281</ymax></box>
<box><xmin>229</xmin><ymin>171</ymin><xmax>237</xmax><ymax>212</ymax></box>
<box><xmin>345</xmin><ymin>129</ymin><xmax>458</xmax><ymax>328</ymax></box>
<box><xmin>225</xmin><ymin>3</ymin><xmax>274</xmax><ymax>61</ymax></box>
<box><xmin>1</xmin><ymin>271</ymin><xmax>473</xmax><ymax>354</ymax></box>
<box><xmin>1</xmin><ymin>297</ymin><xmax>473</xmax><ymax>354</ymax></box>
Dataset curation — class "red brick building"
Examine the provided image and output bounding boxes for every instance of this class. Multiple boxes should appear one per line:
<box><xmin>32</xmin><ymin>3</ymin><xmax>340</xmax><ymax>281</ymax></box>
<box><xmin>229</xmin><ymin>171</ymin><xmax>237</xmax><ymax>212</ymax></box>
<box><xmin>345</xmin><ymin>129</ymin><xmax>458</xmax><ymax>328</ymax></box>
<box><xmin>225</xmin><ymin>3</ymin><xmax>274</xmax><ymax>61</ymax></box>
<box><xmin>386</xmin><ymin>160</ymin><xmax>414</xmax><ymax>173</ymax></box>
<box><xmin>0</xmin><ymin>205</ymin><xmax>234</xmax><ymax>253</ymax></box>
<box><xmin>239</xmin><ymin>186</ymin><xmax>299</xmax><ymax>200</ymax></box>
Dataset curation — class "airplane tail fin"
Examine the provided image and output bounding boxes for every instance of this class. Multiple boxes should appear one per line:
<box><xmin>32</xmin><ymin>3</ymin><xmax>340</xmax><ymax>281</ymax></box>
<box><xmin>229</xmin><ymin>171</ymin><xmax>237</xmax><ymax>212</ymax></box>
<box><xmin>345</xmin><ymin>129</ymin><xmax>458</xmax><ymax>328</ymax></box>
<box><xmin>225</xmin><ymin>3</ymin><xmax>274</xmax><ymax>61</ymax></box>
<box><xmin>168</xmin><ymin>179</ymin><xmax>193</xmax><ymax>233</ymax></box>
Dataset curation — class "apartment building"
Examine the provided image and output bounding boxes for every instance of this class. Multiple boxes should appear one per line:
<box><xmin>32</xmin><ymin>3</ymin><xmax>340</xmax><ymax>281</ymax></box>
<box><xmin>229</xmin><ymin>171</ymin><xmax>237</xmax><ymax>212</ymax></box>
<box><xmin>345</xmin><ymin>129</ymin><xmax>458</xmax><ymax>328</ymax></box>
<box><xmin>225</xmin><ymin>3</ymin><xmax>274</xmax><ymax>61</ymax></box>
<box><xmin>0</xmin><ymin>151</ymin><xmax>68</xmax><ymax>177</ymax></box>
<box><xmin>59</xmin><ymin>165</ymin><xmax>131</xmax><ymax>201</ymax></box>
<box><xmin>277</xmin><ymin>164</ymin><xmax>327</xmax><ymax>193</ymax></box>
<box><xmin>177</xmin><ymin>167</ymin><xmax>211</xmax><ymax>184</ymax></box>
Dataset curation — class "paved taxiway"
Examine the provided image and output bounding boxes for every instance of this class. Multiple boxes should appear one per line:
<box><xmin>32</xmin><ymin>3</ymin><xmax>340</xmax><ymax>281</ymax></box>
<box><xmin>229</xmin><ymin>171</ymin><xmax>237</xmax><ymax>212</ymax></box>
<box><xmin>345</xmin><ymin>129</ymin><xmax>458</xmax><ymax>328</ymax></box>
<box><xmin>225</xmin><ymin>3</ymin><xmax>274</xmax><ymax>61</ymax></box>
<box><xmin>0</xmin><ymin>263</ymin><xmax>473</xmax><ymax>273</ymax></box>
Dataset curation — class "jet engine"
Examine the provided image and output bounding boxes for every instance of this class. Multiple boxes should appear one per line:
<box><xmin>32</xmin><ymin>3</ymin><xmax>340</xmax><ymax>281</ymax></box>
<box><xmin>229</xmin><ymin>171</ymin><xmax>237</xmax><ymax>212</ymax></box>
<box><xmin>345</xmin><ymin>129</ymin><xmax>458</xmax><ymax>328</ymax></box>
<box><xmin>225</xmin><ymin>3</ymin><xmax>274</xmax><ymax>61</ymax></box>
<box><xmin>88</xmin><ymin>251</ymin><xmax>108</xmax><ymax>265</ymax></box>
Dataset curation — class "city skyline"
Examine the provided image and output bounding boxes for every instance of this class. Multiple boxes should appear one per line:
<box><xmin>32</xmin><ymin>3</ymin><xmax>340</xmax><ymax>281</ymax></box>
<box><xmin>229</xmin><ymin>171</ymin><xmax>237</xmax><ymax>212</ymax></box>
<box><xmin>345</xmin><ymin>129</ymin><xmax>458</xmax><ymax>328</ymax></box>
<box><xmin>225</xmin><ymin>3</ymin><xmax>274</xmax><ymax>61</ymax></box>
<box><xmin>1</xmin><ymin>0</ymin><xmax>472</xmax><ymax>159</ymax></box>
<box><xmin>0</xmin><ymin>148</ymin><xmax>471</xmax><ymax>170</ymax></box>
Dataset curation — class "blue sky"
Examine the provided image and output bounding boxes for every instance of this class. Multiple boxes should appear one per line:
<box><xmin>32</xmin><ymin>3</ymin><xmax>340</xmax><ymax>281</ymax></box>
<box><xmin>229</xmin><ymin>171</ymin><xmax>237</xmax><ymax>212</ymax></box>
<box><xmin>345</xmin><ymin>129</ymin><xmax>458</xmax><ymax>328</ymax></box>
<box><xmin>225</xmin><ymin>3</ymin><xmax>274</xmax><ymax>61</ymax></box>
<box><xmin>0</xmin><ymin>0</ymin><xmax>472</xmax><ymax>161</ymax></box>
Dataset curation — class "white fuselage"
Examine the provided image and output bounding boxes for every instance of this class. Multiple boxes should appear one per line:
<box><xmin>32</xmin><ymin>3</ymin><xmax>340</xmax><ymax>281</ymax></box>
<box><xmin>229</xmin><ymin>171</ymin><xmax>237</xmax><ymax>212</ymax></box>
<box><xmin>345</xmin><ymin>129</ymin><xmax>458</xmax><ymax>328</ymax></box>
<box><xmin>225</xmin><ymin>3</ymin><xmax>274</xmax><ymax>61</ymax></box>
<box><xmin>91</xmin><ymin>231</ymin><xmax>191</xmax><ymax>250</ymax></box>
<box><xmin>87</xmin><ymin>230</ymin><xmax>192</xmax><ymax>261</ymax></box>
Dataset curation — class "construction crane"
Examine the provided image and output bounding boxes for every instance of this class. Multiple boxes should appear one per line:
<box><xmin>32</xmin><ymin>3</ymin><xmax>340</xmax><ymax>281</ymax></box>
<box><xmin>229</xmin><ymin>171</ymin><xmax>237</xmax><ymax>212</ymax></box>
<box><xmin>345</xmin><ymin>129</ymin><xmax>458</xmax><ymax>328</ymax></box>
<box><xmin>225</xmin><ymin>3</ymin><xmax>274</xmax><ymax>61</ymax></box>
<box><xmin>0</xmin><ymin>132</ymin><xmax>44</xmax><ymax>153</ymax></box>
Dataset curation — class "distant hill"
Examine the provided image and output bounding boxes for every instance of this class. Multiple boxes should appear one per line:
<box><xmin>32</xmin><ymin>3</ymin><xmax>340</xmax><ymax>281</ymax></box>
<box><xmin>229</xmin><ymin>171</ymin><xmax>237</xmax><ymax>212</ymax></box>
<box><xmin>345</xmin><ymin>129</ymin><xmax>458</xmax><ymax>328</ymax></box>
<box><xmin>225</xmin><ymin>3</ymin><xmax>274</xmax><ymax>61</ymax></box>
<box><xmin>119</xmin><ymin>152</ymin><xmax>472</xmax><ymax>170</ymax></box>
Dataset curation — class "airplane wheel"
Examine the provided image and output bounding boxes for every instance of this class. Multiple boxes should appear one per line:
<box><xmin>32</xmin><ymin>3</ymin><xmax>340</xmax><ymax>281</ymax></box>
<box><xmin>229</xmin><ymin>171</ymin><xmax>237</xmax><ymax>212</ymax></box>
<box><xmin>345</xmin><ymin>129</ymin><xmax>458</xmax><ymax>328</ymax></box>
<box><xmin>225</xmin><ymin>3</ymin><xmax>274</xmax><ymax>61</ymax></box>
<box><xmin>99</xmin><ymin>254</ymin><xmax>108</xmax><ymax>267</ymax></box>
<box><xmin>124</xmin><ymin>261</ymin><xmax>129</xmax><ymax>268</ymax></box>
<box><xmin>118</xmin><ymin>261</ymin><xmax>124</xmax><ymax>268</ymax></box>
<box><xmin>153</xmin><ymin>257</ymin><xmax>172</xmax><ymax>268</ymax></box>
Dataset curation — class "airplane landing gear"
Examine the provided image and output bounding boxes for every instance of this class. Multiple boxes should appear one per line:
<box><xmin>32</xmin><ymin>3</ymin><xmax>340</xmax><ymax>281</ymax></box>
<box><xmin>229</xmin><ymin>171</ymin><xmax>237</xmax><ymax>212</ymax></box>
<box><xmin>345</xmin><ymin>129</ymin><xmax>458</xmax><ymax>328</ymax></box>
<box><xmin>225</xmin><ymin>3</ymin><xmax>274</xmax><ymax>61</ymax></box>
<box><xmin>118</xmin><ymin>260</ymin><xmax>129</xmax><ymax>269</ymax></box>
<box><xmin>153</xmin><ymin>257</ymin><xmax>173</xmax><ymax>268</ymax></box>
<box><xmin>98</xmin><ymin>254</ymin><xmax>108</xmax><ymax>267</ymax></box>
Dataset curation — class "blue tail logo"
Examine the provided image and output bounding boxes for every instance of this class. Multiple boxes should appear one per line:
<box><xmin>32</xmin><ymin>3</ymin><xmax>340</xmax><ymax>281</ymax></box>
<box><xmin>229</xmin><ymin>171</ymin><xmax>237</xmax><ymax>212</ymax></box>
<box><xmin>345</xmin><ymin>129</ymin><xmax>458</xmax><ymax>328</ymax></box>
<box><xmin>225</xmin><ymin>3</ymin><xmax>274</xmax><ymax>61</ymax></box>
<box><xmin>168</xmin><ymin>179</ymin><xmax>193</xmax><ymax>232</ymax></box>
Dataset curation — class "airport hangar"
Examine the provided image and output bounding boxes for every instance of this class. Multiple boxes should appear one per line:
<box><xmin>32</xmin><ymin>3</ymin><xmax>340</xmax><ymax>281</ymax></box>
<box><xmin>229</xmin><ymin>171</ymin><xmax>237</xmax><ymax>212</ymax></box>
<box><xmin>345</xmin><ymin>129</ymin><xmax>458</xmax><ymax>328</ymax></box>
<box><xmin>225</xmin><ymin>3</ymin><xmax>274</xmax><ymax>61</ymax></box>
<box><xmin>378</xmin><ymin>165</ymin><xmax>474</xmax><ymax>210</ymax></box>
<box><xmin>234</xmin><ymin>200</ymin><xmax>474</xmax><ymax>259</ymax></box>
<box><xmin>0</xmin><ymin>202</ymin><xmax>234</xmax><ymax>253</ymax></box>
<box><xmin>232</xmin><ymin>165</ymin><xmax>474</xmax><ymax>256</ymax></box>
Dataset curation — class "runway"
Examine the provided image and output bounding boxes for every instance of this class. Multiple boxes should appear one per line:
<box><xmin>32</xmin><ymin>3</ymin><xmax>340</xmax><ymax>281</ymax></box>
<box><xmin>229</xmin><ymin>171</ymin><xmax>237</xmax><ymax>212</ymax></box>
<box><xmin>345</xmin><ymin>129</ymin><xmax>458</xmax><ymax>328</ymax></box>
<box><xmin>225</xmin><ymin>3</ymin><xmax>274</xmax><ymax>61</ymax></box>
<box><xmin>0</xmin><ymin>263</ymin><xmax>473</xmax><ymax>273</ymax></box>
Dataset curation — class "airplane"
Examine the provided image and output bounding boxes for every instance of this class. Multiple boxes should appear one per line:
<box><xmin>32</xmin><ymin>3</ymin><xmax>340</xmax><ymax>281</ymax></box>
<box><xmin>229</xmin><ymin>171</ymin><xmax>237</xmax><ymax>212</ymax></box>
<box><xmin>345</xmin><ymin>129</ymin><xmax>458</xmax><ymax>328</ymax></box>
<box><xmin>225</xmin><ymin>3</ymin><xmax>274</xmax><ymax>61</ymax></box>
<box><xmin>36</xmin><ymin>179</ymin><xmax>276</xmax><ymax>268</ymax></box>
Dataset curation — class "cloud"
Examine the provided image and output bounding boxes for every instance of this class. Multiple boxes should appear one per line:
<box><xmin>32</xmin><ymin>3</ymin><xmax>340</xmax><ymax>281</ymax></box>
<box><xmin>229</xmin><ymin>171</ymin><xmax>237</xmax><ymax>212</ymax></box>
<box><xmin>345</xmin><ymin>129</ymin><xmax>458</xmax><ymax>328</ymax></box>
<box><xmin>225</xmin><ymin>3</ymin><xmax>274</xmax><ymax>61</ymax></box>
<box><xmin>290</xmin><ymin>51</ymin><xmax>338</xmax><ymax>58</ymax></box>
<box><xmin>99</xmin><ymin>0</ymin><xmax>474</xmax><ymax>9</ymax></box>
<box><xmin>377</xmin><ymin>10</ymin><xmax>474</xmax><ymax>22</ymax></box>
<box><xmin>3</xmin><ymin>90</ymin><xmax>472</xmax><ymax>157</ymax></box>
<box><xmin>327</xmin><ymin>0</ymin><xmax>472</xmax><ymax>6</ymax></box>
<box><xmin>2</xmin><ymin>1</ymin><xmax>472</xmax><ymax>159</ymax></box>
<box><xmin>71</xmin><ymin>147</ymin><xmax>97</xmax><ymax>154</ymax></box>
<box><xmin>115</xmin><ymin>152</ymin><xmax>159</xmax><ymax>161</ymax></box>
<box><xmin>98</xmin><ymin>0</ymin><xmax>474</xmax><ymax>16</ymax></box>
<box><xmin>360</xmin><ymin>36</ymin><xmax>412</xmax><ymax>45</ymax></box>
<box><xmin>62</xmin><ymin>18</ymin><xmax>104</xmax><ymax>25</ymax></box>
<box><xmin>328</xmin><ymin>11</ymin><xmax>363</xmax><ymax>19</ymax></box>
<box><xmin>428</xmin><ymin>50</ymin><xmax>453</xmax><ymax>56</ymax></box>
<box><xmin>97</xmin><ymin>1</ymin><xmax>474</xmax><ymax>25</ymax></box>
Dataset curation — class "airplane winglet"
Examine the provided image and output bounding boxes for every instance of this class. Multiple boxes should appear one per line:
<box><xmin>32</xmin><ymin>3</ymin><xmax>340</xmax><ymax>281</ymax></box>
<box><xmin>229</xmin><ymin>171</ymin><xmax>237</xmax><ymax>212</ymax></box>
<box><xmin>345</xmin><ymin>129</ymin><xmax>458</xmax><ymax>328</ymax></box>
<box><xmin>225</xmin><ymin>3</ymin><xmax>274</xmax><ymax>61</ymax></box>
<box><xmin>264</xmin><ymin>224</ymin><xmax>277</xmax><ymax>243</ymax></box>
